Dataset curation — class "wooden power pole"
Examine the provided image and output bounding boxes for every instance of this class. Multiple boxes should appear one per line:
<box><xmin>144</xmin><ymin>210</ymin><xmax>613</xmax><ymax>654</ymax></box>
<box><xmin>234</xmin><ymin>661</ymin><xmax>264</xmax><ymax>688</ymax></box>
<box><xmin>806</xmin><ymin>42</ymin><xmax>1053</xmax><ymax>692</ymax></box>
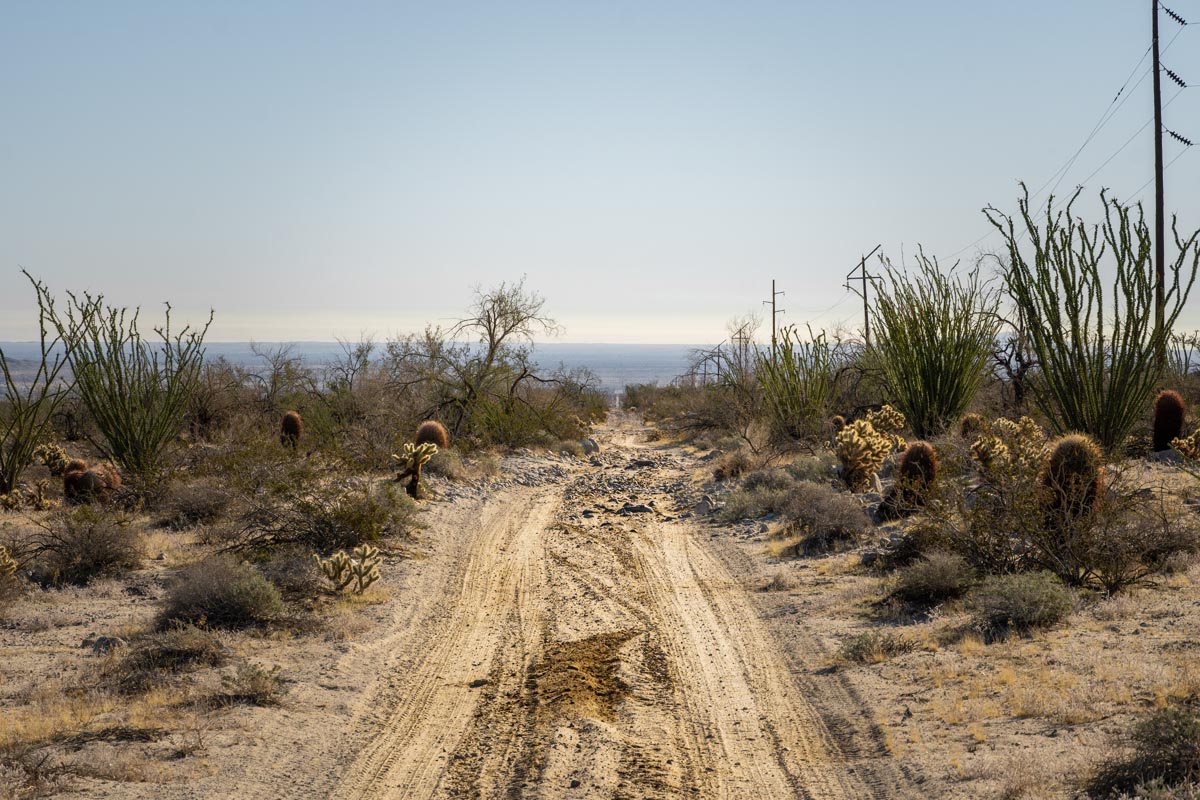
<box><xmin>1153</xmin><ymin>0</ymin><xmax>1166</xmax><ymax>360</ymax></box>
<box><xmin>845</xmin><ymin>244</ymin><xmax>882</xmax><ymax>347</ymax></box>
<box><xmin>763</xmin><ymin>280</ymin><xmax>785</xmax><ymax>354</ymax></box>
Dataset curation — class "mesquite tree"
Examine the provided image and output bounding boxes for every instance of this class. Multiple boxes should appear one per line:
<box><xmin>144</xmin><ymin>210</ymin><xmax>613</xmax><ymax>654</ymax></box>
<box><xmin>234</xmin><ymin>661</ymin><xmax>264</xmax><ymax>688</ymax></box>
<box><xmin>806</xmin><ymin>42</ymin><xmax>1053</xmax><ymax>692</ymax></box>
<box><xmin>985</xmin><ymin>185</ymin><xmax>1200</xmax><ymax>453</ymax></box>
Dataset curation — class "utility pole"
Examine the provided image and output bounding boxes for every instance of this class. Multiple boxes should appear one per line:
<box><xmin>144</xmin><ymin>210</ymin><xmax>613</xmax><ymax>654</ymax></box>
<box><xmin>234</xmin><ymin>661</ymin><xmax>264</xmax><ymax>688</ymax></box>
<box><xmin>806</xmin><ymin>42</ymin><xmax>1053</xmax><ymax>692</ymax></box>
<box><xmin>763</xmin><ymin>280</ymin><xmax>785</xmax><ymax>354</ymax></box>
<box><xmin>845</xmin><ymin>244</ymin><xmax>882</xmax><ymax>347</ymax></box>
<box><xmin>1153</xmin><ymin>0</ymin><xmax>1166</xmax><ymax>363</ymax></box>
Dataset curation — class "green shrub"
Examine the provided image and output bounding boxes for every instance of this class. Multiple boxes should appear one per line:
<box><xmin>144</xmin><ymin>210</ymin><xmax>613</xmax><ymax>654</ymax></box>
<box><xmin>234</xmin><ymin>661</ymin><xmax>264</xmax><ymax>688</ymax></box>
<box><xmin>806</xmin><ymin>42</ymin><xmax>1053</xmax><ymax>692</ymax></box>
<box><xmin>969</xmin><ymin>571</ymin><xmax>1073</xmax><ymax>636</ymax></box>
<box><xmin>986</xmin><ymin>186</ymin><xmax>1200</xmax><ymax>452</ymax></box>
<box><xmin>892</xmin><ymin>551</ymin><xmax>973</xmax><ymax>606</ymax></box>
<box><xmin>871</xmin><ymin>250</ymin><xmax>1001</xmax><ymax>439</ymax></box>
<box><xmin>160</xmin><ymin>555</ymin><xmax>284</xmax><ymax>630</ymax></box>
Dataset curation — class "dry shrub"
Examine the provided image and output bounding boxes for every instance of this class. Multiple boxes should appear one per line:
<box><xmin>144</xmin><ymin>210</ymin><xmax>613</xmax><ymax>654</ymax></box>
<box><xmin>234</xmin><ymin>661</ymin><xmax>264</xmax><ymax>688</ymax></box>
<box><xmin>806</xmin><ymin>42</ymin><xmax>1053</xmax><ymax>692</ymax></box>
<box><xmin>101</xmin><ymin>625</ymin><xmax>226</xmax><ymax>695</ymax></box>
<box><xmin>423</xmin><ymin>448</ymin><xmax>469</xmax><ymax>480</ymax></box>
<box><xmin>218</xmin><ymin>662</ymin><xmax>287</xmax><ymax>707</ymax></box>
<box><xmin>160</xmin><ymin>478</ymin><xmax>231</xmax><ymax>529</ymax></box>
<box><xmin>160</xmin><ymin>555</ymin><xmax>284</xmax><ymax>630</ymax></box>
<box><xmin>233</xmin><ymin>478</ymin><xmax>415</xmax><ymax>553</ymax></box>
<box><xmin>256</xmin><ymin>546</ymin><xmax>324</xmax><ymax>601</ymax></box>
<box><xmin>26</xmin><ymin>506</ymin><xmax>141</xmax><ymax>586</ymax></box>
<box><xmin>1090</xmin><ymin>697</ymin><xmax>1200</xmax><ymax>798</ymax></box>
<box><xmin>891</xmin><ymin>551</ymin><xmax>973</xmax><ymax>607</ymax></box>
<box><xmin>969</xmin><ymin>571</ymin><xmax>1073</xmax><ymax>638</ymax></box>
<box><xmin>713</xmin><ymin>448</ymin><xmax>753</xmax><ymax>481</ymax></box>
<box><xmin>782</xmin><ymin>480</ymin><xmax>872</xmax><ymax>555</ymax></box>
<box><xmin>836</xmin><ymin>630</ymin><xmax>914</xmax><ymax>665</ymax></box>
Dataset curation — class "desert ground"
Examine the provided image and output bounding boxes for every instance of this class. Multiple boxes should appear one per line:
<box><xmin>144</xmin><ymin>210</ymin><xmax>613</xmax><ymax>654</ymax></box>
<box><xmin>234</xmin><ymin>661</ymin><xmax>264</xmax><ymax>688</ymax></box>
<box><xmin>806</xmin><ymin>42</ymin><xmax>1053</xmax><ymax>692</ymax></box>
<box><xmin>3</xmin><ymin>410</ymin><xmax>1199</xmax><ymax>799</ymax></box>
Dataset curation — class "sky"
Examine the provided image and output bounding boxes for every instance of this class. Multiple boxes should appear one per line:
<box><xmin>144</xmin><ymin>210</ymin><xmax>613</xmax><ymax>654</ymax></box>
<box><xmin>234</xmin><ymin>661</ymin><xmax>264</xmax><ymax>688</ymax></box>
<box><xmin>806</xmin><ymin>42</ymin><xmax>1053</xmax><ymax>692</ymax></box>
<box><xmin>2</xmin><ymin>1</ymin><xmax>1198</xmax><ymax>344</ymax></box>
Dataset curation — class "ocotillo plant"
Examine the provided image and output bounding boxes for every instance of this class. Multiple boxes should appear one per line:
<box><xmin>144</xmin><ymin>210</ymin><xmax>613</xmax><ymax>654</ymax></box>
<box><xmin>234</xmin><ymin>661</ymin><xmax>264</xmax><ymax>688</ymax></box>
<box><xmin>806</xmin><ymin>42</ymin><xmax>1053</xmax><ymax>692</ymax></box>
<box><xmin>1152</xmin><ymin>390</ymin><xmax>1186</xmax><ymax>452</ymax></box>
<box><xmin>871</xmin><ymin>250</ymin><xmax>1000</xmax><ymax>439</ymax></box>
<box><xmin>986</xmin><ymin>185</ymin><xmax>1200</xmax><ymax>452</ymax></box>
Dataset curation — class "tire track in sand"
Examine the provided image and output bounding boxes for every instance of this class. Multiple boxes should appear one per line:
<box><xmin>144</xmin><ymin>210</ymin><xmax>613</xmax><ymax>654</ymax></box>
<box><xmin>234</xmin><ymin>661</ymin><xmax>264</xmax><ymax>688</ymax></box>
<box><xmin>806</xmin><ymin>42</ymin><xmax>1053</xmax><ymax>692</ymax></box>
<box><xmin>331</xmin><ymin>490</ymin><xmax>557</xmax><ymax>800</ymax></box>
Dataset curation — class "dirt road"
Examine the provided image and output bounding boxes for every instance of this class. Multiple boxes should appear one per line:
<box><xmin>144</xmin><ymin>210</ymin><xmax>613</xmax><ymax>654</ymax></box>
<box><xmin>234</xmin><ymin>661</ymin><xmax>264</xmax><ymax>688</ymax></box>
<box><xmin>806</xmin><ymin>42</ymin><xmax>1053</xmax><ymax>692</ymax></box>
<box><xmin>314</xmin><ymin>412</ymin><xmax>903</xmax><ymax>799</ymax></box>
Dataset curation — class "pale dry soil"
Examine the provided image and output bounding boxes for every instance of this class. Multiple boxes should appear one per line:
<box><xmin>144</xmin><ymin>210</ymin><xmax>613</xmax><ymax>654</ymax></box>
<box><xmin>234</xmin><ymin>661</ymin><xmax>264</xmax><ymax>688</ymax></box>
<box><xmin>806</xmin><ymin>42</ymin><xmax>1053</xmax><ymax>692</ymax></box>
<box><xmin>3</xmin><ymin>412</ymin><xmax>915</xmax><ymax>799</ymax></box>
<box><xmin>21</xmin><ymin>413</ymin><xmax>1198</xmax><ymax>798</ymax></box>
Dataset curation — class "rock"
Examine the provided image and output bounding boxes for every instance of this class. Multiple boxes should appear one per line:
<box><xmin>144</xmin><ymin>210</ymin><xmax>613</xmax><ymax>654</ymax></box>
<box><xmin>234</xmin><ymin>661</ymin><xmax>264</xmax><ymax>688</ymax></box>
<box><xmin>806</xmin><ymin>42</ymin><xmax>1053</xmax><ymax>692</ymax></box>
<box><xmin>581</xmin><ymin>438</ymin><xmax>600</xmax><ymax>455</ymax></box>
<box><xmin>1147</xmin><ymin>449</ymin><xmax>1184</xmax><ymax>464</ymax></box>
<box><xmin>694</xmin><ymin>495</ymin><xmax>718</xmax><ymax>515</ymax></box>
<box><xmin>618</xmin><ymin>503</ymin><xmax>654</xmax><ymax>515</ymax></box>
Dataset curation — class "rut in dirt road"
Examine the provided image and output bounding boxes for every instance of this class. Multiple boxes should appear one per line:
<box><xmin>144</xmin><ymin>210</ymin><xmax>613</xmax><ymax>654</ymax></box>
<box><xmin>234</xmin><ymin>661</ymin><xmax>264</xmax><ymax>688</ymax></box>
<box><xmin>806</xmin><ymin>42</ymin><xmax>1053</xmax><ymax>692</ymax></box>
<box><xmin>333</xmin><ymin>414</ymin><xmax>896</xmax><ymax>799</ymax></box>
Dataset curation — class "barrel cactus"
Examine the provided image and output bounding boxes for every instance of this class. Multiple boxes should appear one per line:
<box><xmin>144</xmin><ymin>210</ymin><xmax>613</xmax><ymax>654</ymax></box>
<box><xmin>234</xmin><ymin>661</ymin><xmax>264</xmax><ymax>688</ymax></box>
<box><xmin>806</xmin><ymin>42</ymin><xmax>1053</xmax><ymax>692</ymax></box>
<box><xmin>280</xmin><ymin>410</ymin><xmax>303</xmax><ymax>449</ymax></box>
<box><xmin>880</xmin><ymin>441</ymin><xmax>939</xmax><ymax>519</ymax></box>
<box><xmin>414</xmin><ymin>420</ymin><xmax>449</xmax><ymax>450</ymax></box>
<box><xmin>1152</xmin><ymin>390</ymin><xmax>1186</xmax><ymax>452</ymax></box>
<box><xmin>1041</xmin><ymin>433</ymin><xmax>1103</xmax><ymax>520</ymax></box>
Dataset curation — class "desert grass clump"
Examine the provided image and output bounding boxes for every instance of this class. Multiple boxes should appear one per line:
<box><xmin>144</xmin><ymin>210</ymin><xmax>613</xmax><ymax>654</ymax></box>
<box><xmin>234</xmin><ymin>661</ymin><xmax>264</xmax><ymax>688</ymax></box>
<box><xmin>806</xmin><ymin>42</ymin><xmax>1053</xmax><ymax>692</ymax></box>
<box><xmin>161</xmin><ymin>478</ymin><xmax>231</xmax><ymax>529</ymax></box>
<box><xmin>218</xmin><ymin>662</ymin><xmax>287</xmax><ymax>707</ymax></box>
<box><xmin>986</xmin><ymin>185</ymin><xmax>1200</xmax><ymax>453</ymax></box>
<box><xmin>26</xmin><ymin>506</ymin><xmax>141</xmax><ymax>586</ymax></box>
<box><xmin>836</xmin><ymin>419</ymin><xmax>894</xmax><ymax>491</ymax></box>
<box><xmin>160</xmin><ymin>555</ymin><xmax>284</xmax><ymax>630</ymax></box>
<box><xmin>969</xmin><ymin>571</ymin><xmax>1073</xmax><ymax>637</ymax></box>
<box><xmin>871</xmin><ymin>250</ymin><xmax>1001</xmax><ymax>438</ymax></box>
<box><xmin>879</xmin><ymin>441</ymin><xmax>938</xmax><ymax>519</ymax></box>
<box><xmin>415</xmin><ymin>419</ymin><xmax>449</xmax><ymax>450</ymax></box>
<box><xmin>1154</xmin><ymin>390</ymin><xmax>1187</xmax><ymax>452</ymax></box>
<box><xmin>101</xmin><ymin>625</ymin><xmax>227</xmax><ymax>695</ymax></box>
<box><xmin>279</xmin><ymin>410</ymin><xmax>303</xmax><ymax>449</ymax></box>
<box><xmin>836</xmin><ymin>630</ymin><xmax>914</xmax><ymax>666</ymax></box>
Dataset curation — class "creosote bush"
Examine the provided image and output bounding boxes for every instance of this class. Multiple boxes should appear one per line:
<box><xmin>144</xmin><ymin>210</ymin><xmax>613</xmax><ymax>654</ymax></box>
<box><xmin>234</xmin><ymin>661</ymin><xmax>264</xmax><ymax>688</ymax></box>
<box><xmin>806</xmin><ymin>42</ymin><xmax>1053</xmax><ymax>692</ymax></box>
<box><xmin>160</xmin><ymin>555</ymin><xmax>284</xmax><ymax>630</ymax></box>
<box><xmin>783</xmin><ymin>480</ymin><xmax>872</xmax><ymax>555</ymax></box>
<box><xmin>101</xmin><ymin>625</ymin><xmax>227</xmax><ymax>695</ymax></box>
<box><xmin>1089</xmin><ymin>698</ymin><xmax>1200</xmax><ymax>798</ymax></box>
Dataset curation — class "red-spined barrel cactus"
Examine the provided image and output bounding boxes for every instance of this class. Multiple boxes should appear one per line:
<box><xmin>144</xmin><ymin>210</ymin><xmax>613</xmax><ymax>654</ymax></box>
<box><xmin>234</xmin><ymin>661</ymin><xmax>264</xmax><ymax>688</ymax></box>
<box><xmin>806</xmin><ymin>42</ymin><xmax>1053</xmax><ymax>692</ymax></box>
<box><xmin>280</xmin><ymin>410</ymin><xmax>303</xmax><ymax>449</ymax></box>
<box><xmin>63</xmin><ymin>459</ymin><xmax>121</xmax><ymax>504</ymax></box>
<box><xmin>1153</xmin><ymin>390</ymin><xmax>1186</xmax><ymax>452</ymax></box>
<box><xmin>880</xmin><ymin>441</ymin><xmax>939</xmax><ymax>519</ymax></box>
<box><xmin>415</xmin><ymin>420</ymin><xmax>449</xmax><ymax>450</ymax></box>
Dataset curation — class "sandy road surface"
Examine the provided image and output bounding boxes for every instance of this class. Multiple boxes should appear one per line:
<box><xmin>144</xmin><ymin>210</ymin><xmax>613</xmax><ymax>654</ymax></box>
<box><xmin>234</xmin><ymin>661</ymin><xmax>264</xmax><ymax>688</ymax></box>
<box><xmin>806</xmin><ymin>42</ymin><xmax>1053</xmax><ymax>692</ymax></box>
<box><xmin>324</xmin><ymin>412</ymin><xmax>899</xmax><ymax>799</ymax></box>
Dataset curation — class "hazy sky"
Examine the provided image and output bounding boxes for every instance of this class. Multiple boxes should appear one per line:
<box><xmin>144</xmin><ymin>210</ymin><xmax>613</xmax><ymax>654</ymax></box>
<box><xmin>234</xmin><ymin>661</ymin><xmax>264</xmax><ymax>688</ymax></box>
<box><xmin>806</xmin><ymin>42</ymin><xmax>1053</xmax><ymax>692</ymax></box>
<box><xmin>2</xmin><ymin>1</ymin><xmax>1198</xmax><ymax>343</ymax></box>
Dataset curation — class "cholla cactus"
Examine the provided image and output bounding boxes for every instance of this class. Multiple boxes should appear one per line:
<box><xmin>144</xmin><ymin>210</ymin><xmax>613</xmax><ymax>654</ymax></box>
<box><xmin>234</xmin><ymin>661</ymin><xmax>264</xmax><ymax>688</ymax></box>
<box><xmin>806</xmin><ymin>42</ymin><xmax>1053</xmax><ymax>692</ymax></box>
<box><xmin>33</xmin><ymin>443</ymin><xmax>71</xmax><ymax>477</ymax></box>
<box><xmin>959</xmin><ymin>413</ymin><xmax>989</xmax><ymax>440</ymax></box>
<box><xmin>836</xmin><ymin>419</ymin><xmax>894</xmax><ymax>491</ymax></box>
<box><xmin>972</xmin><ymin>416</ymin><xmax>1047</xmax><ymax>482</ymax></box>
<box><xmin>865</xmin><ymin>405</ymin><xmax>907</xmax><ymax>451</ymax></box>
<box><xmin>315</xmin><ymin>543</ymin><xmax>382</xmax><ymax>594</ymax></box>
<box><xmin>0</xmin><ymin>481</ymin><xmax>56</xmax><ymax>512</ymax></box>
<box><xmin>392</xmin><ymin>441</ymin><xmax>439</xmax><ymax>498</ymax></box>
<box><xmin>1173</xmin><ymin>427</ymin><xmax>1200</xmax><ymax>460</ymax></box>
<box><xmin>0</xmin><ymin>545</ymin><xmax>16</xmax><ymax>577</ymax></box>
